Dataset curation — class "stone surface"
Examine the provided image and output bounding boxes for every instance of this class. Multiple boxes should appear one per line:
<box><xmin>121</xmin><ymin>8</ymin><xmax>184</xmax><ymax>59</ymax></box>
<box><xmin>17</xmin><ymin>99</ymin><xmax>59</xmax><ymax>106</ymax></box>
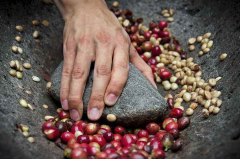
<box><xmin>0</xmin><ymin>0</ymin><xmax>240</xmax><ymax>159</ymax></box>
<box><xmin>50</xmin><ymin>62</ymin><xmax>168</xmax><ymax>126</ymax></box>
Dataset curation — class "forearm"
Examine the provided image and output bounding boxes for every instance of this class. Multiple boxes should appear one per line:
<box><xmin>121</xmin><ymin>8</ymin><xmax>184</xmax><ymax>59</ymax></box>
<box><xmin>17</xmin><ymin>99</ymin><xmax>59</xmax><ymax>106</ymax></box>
<box><xmin>53</xmin><ymin>0</ymin><xmax>107</xmax><ymax>21</ymax></box>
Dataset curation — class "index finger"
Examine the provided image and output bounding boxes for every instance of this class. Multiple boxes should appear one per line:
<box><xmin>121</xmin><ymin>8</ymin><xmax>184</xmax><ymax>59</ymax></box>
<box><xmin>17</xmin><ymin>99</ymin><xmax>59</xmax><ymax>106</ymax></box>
<box><xmin>60</xmin><ymin>40</ymin><xmax>77</xmax><ymax>110</ymax></box>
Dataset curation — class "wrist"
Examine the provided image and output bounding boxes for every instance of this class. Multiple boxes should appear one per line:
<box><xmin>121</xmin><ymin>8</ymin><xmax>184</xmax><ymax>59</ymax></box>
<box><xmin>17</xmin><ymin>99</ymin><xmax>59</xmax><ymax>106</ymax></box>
<box><xmin>54</xmin><ymin>0</ymin><xmax>108</xmax><ymax>21</ymax></box>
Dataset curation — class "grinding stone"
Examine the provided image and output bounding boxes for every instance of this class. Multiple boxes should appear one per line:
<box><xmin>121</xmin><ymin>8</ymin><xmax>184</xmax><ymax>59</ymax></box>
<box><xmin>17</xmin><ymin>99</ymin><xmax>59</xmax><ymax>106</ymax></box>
<box><xmin>49</xmin><ymin>62</ymin><xmax>168</xmax><ymax>126</ymax></box>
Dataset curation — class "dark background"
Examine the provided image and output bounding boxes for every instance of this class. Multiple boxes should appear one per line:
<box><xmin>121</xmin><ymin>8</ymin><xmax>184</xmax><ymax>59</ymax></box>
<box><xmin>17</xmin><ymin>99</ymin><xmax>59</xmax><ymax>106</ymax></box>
<box><xmin>0</xmin><ymin>0</ymin><xmax>240</xmax><ymax>158</ymax></box>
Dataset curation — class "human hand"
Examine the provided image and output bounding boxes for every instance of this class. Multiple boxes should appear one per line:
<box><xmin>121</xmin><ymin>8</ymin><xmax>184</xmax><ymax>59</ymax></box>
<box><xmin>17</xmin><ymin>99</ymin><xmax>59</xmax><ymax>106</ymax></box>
<box><xmin>54</xmin><ymin>0</ymin><xmax>157</xmax><ymax>121</ymax></box>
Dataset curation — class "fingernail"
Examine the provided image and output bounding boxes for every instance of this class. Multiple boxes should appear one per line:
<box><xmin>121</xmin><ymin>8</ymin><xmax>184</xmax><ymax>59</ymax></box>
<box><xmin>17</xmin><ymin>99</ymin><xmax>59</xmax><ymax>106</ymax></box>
<box><xmin>106</xmin><ymin>93</ymin><xmax>117</xmax><ymax>105</ymax></box>
<box><xmin>89</xmin><ymin>108</ymin><xmax>100</xmax><ymax>120</ymax></box>
<box><xmin>70</xmin><ymin>109</ymin><xmax>80</xmax><ymax>121</ymax></box>
<box><xmin>150</xmin><ymin>79</ymin><xmax>158</xmax><ymax>89</ymax></box>
<box><xmin>62</xmin><ymin>99</ymin><xmax>68</xmax><ymax>110</ymax></box>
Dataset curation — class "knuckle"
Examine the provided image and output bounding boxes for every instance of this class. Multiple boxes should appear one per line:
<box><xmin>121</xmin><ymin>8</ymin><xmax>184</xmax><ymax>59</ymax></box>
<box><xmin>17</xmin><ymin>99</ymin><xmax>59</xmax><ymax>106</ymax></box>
<box><xmin>96</xmin><ymin>64</ymin><xmax>111</xmax><ymax>76</ymax></box>
<box><xmin>116</xmin><ymin>30</ymin><xmax>129</xmax><ymax>45</ymax></box>
<box><xmin>91</xmin><ymin>94</ymin><xmax>104</xmax><ymax>103</ymax></box>
<box><xmin>108</xmin><ymin>83</ymin><xmax>123</xmax><ymax>95</ymax></box>
<box><xmin>60</xmin><ymin>88</ymin><xmax>69</xmax><ymax>99</ymax></box>
<box><xmin>116</xmin><ymin>61</ymin><xmax>129</xmax><ymax>71</ymax></box>
<box><xmin>63</xmin><ymin>40</ymin><xmax>76</xmax><ymax>57</ymax></box>
<box><xmin>95</xmin><ymin>30</ymin><xmax>110</xmax><ymax>44</ymax></box>
<box><xmin>78</xmin><ymin>34</ymin><xmax>91</xmax><ymax>46</ymax></box>
<box><xmin>62</xmin><ymin>67</ymin><xmax>72</xmax><ymax>77</ymax></box>
<box><xmin>64</xmin><ymin>40</ymin><xmax>76</xmax><ymax>51</ymax></box>
<box><xmin>72</xmin><ymin>67</ymin><xmax>85</xmax><ymax>79</ymax></box>
<box><xmin>61</xmin><ymin>87</ymin><xmax>69</xmax><ymax>95</ymax></box>
<box><xmin>68</xmin><ymin>96</ymin><xmax>82</xmax><ymax>105</ymax></box>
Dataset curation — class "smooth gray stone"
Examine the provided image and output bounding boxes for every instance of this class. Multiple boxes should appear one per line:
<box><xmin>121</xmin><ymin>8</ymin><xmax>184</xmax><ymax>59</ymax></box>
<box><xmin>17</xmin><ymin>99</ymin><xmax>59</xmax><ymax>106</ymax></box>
<box><xmin>49</xmin><ymin>62</ymin><xmax>168</xmax><ymax>126</ymax></box>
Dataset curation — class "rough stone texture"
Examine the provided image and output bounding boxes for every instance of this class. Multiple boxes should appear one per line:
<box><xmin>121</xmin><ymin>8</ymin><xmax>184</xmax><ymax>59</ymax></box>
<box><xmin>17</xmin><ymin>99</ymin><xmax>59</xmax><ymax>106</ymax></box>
<box><xmin>50</xmin><ymin>62</ymin><xmax>168</xmax><ymax>126</ymax></box>
<box><xmin>0</xmin><ymin>0</ymin><xmax>240</xmax><ymax>159</ymax></box>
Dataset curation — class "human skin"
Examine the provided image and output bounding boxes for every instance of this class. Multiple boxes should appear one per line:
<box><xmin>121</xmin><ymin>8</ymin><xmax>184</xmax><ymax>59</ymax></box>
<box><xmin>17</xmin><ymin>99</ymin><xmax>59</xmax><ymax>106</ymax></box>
<box><xmin>54</xmin><ymin>0</ymin><xmax>157</xmax><ymax>121</ymax></box>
